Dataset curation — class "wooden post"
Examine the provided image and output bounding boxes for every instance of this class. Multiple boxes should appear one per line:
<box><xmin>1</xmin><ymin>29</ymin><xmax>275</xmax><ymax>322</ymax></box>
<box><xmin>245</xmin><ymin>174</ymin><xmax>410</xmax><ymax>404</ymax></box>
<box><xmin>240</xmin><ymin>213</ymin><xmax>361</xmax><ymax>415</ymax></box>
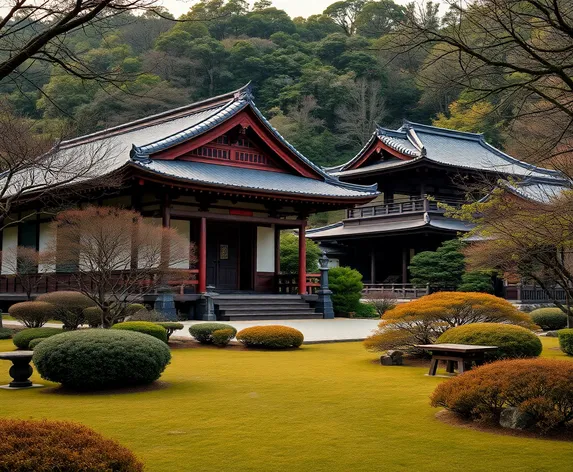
<box><xmin>274</xmin><ymin>224</ymin><xmax>281</xmax><ymax>291</ymax></box>
<box><xmin>198</xmin><ymin>217</ymin><xmax>207</xmax><ymax>293</ymax></box>
<box><xmin>298</xmin><ymin>223</ymin><xmax>306</xmax><ymax>295</ymax></box>
<box><xmin>401</xmin><ymin>247</ymin><xmax>408</xmax><ymax>284</ymax></box>
<box><xmin>370</xmin><ymin>248</ymin><xmax>376</xmax><ymax>284</ymax></box>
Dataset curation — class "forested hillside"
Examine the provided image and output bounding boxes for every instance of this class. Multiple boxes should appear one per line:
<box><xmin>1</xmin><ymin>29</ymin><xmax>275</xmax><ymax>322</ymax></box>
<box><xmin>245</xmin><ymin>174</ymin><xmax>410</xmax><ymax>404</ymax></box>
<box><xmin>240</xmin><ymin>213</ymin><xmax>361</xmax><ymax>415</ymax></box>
<box><xmin>0</xmin><ymin>0</ymin><xmax>558</xmax><ymax>167</ymax></box>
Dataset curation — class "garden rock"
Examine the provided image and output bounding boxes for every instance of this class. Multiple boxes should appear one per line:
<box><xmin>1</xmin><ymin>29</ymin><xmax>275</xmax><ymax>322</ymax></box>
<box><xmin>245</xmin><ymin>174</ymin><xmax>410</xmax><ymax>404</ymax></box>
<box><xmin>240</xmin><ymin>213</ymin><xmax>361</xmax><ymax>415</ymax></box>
<box><xmin>499</xmin><ymin>407</ymin><xmax>535</xmax><ymax>430</ymax></box>
<box><xmin>545</xmin><ymin>330</ymin><xmax>559</xmax><ymax>337</ymax></box>
<box><xmin>380</xmin><ymin>350</ymin><xmax>403</xmax><ymax>366</ymax></box>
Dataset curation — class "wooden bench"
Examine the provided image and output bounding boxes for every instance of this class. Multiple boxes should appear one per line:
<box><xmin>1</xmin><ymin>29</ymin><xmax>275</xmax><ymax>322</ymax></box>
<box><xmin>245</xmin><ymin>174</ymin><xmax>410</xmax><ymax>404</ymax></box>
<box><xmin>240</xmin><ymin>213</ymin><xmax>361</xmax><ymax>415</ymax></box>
<box><xmin>415</xmin><ymin>343</ymin><xmax>498</xmax><ymax>376</ymax></box>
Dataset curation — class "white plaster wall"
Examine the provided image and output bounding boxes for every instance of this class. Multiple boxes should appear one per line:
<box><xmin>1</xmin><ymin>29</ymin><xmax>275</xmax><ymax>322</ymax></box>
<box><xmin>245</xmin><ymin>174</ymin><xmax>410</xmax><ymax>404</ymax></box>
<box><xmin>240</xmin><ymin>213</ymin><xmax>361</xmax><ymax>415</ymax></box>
<box><xmin>170</xmin><ymin>219</ymin><xmax>190</xmax><ymax>269</ymax></box>
<box><xmin>256</xmin><ymin>225</ymin><xmax>275</xmax><ymax>273</ymax></box>
<box><xmin>1</xmin><ymin>227</ymin><xmax>18</xmax><ymax>275</ymax></box>
<box><xmin>38</xmin><ymin>222</ymin><xmax>55</xmax><ymax>273</ymax></box>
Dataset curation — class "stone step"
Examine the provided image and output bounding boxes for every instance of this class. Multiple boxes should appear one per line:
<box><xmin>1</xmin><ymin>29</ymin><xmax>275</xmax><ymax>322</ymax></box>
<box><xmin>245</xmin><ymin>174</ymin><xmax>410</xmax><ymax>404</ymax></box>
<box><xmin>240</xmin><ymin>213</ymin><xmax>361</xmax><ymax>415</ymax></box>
<box><xmin>221</xmin><ymin>307</ymin><xmax>314</xmax><ymax>314</ymax></box>
<box><xmin>223</xmin><ymin>312</ymin><xmax>323</xmax><ymax>321</ymax></box>
<box><xmin>215</xmin><ymin>299</ymin><xmax>308</xmax><ymax>306</ymax></box>
<box><xmin>213</xmin><ymin>294</ymin><xmax>303</xmax><ymax>300</ymax></box>
<box><xmin>218</xmin><ymin>304</ymin><xmax>310</xmax><ymax>311</ymax></box>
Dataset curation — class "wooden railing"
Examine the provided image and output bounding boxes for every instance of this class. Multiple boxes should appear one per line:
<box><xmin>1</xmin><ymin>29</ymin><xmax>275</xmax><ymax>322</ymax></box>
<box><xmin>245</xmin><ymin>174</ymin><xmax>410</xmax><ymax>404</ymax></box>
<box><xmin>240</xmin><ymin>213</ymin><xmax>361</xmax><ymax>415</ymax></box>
<box><xmin>277</xmin><ymin>273</ymin><xmax>321</xmax><ymax>294</ymax></box>
<box><xmin>363</xmin><ymin>283</ymin><xmax>430</xmax><ymax>299</ymax></box>
<box><xmin>347</xmin><ymin>197</ymin><xmax>466</xmax><ymax>219</ymax></box>
<box><xmin>506</xmin><ymin>284</ymin><xmax>568</xmax><ymax>303</ymax></box>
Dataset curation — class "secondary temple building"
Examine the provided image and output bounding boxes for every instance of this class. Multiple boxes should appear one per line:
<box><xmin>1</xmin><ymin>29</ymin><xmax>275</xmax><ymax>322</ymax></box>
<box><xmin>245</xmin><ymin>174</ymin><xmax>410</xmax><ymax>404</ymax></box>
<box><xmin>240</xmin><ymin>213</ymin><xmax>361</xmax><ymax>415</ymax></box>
<box><xmin>308</xmin><ymin>121</ymin><xmax>569</xmax><ymax>294</ymax></box>
<box><xmin>0</xmin><ymin>85</ymin><xmax>377</xmax><ymax>319</ymax></box>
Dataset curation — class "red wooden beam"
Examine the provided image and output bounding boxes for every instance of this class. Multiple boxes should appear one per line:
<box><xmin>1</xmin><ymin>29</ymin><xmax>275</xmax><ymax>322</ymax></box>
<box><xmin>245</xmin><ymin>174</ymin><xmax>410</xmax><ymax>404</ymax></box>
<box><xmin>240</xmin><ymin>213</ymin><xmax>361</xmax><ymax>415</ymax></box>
<box><xmin>198</xmin><ymin>217</ymin><xmax>207</xmax><ymax>293</ymax></box>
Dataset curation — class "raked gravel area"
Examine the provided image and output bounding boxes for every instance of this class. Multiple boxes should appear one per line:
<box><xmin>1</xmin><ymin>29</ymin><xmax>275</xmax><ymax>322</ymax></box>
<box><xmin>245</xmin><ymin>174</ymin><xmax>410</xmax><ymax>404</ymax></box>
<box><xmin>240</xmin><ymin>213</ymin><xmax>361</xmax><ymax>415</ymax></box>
<box><xmin>3</xmin><ymin>318</ymin><xmax>381</xmax><ymax>343</ymax></box>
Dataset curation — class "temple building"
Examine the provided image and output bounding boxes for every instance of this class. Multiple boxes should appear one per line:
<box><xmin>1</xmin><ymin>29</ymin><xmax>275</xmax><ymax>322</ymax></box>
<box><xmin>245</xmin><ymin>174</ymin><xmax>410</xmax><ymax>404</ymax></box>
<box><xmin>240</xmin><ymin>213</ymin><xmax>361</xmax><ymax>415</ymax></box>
<box><xmin>308</xmin><ymin>121</ymin><xmax>569</xmax><ymax>293</ymax></box>
<box><xmin>0</xmin><ymin>85</ymin><xmax>377</xmax><ymax>319</ymax></box>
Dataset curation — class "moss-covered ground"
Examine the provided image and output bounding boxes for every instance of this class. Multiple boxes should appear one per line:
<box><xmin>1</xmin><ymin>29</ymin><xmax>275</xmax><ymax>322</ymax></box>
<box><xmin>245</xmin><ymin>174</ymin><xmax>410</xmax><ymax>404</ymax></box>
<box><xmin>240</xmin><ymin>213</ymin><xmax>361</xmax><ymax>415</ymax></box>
<box><xmin>0</xmin><ymin>337</ymin><xmax>571</xmax><ymax>471</ymax></box>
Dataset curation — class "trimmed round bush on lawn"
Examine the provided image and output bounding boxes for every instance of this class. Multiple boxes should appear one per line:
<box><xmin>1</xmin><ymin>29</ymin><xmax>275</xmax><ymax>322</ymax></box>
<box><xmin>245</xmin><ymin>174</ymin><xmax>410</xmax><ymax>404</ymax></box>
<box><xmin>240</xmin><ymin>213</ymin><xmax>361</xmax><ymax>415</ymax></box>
<box><xmin>83</xmin><ymin>306</ymin><xmax>104</xmax><ymax>328</ymax></box>
<box><xmin>0</xmin><ymin>418</ymin><xmax>143</xmax><ymax>471</ymax></box>
<box><xmin>13</xmin><ymin>327</ymin><xmax>63</xmax><ymax>349</ymax></box>
<box><xmin>28</xmin><ymin>338</ymin><xmax>45</xmax><ymax>350</ymax></box>
<box><xmin>329</xmin><ymin>266</ymin><xmax>364</xmax><ymax>315</ymax></box>
<box><xmin>431</xmin><ymin>358</ymin><xmax>573</xmax><ymax>432</ymax></box>
<box><xmin>529</xmin><ymin>308</ymin><xmax>568</xmax><ymax>331</ymax></box>
<box><xmin>212</xmin><ymin>328</ymin><xmax>235</xmax><ymax>347</ymax></box>
<box><xmin>36</xmin><ymin>291</ymin><xmax>95</xmax><ymax>330</ymax></box>
<box><xmin>33</xmin><ymin>329</ymin><xmax>171</xmax><ymax>390</ymax></box>
<box><xmin>189</xmin><ymin>323</ymin><xmax>237</xmax><ymax>344</ymax></box>
<box><xmin>112</xmin><ymin>321</ymin><xmax>168</xmax><ymax>343</ymax></box>
<box><xmin>155</xmin><ymin>322</ymin><xmax>184</xmax><ymax>341</ymax></box>
<box><xmin>437</xmin><ymin>323</ymin><xmax>542</xmax><ymax>360</ymax></box>
<box><xmin>558</xmin><ymin>328</ymin><xmax>573</xmax><ymax>355</ymax></box>
<box><xmin>353</xmin><ymin>302</ymin><xmax>379</xmax><ymax>318</ymax></box>
<box><xmin>8</xmin><ymin>301</ymin><xmax>56</xmax><ymax>328</ymax></box>
<box><xmin>237</xmin><ymin>325</ymin><xmax>304</xmax><ymax>349</ymax></box>
<box><xmin>0</xmin><ymin>327</ymin><xmax>13</xmax><ymax>339</ymax></box>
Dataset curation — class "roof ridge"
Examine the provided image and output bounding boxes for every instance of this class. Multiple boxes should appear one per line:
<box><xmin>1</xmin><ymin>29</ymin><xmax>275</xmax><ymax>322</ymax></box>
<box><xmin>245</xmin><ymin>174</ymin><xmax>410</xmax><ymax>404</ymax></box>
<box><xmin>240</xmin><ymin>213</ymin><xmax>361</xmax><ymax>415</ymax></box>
<box><xmin>61</xmin><ymin>84</ymin><xmax>251</xmax><ymax>148</ymax></box>
<box><xmin>402</xmin><ymin>120</ymin><xmax>485</xmax><ymax>140</ymax></box>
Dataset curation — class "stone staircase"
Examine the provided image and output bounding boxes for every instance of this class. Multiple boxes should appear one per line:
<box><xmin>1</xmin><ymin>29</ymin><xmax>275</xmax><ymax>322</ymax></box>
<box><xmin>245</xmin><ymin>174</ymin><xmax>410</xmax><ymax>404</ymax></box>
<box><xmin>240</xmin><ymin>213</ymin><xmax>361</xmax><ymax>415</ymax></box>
<box><xmin>214</xmin><ymin>294</ymin><xmax>322</xmax><ymax>321</ymax></box>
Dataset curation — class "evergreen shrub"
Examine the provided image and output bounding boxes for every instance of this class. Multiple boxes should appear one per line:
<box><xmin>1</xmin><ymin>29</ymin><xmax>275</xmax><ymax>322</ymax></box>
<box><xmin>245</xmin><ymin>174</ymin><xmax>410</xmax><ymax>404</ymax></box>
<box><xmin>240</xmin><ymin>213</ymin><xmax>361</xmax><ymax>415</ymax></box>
<box><xmin>0</xmin><ymin>418</ymin><xmax>143</xmax><ymax>471</ymax></box>
<box><xmin>0</xmin><ymin>327</ymin><xmax>13</xmax><ymax>339</ymax></box>
<box><xmin>112</xmin><ymin>321</ymin><xmax>168</xmax><ymax>343</ymax></box>
<box><xmin>13</xmin><ymin>327</ymin><xmax>62</xmax><ymax>349</ymax></box>
<box><xmin>431</xmin><ymin>359</ymin><xmax>573</xmax><ymax>432</ymax></box>
<box><xmin>530</xmin><ymin>308</ymin><xmax>568</xmax><ymax>331</ymax></box>
<box><xmin>8</xmin><ymin>301</ymin><xmax>55</xmax><ymax>328</ymax></box>
<box><xmin>212</xmin><ymin>328</ymin><xmax>235</xmax><ymax>347</ymax></box>
<box><xmin>353</xmin><ymin>302</ymin><xmax>378</xmax><ymax>318</ymax></box>
<box><xmin>33</xmin><ymin>329</ymin><xmax>171</xmax><ymax>389</ymax></box>
<box><xmin>437</xmin><ymin>323</ymin><xmax>542</xmax><ymax>360</ymax></box>
<box><xmin>155</xmin><ymin>322</ymin><xmax>184</xmax><ymax>340</ymax></box>
<box><xmin>329</xmin><ymin>266</ymin><xmax>363</xmax><ymax>315</ymax></box>
<box><xmin>28</xmin><ymin>338</ymin><xmax>45</xmax><ymax>350</ymax></box>
<box><xmin>558</xmin><ymin>329</ymin><xmax>573</xmax><ymax>355</ymax></box>
<box><xmin>83</xmin><ymin>306</ymin><xmax>104</xmax><ymax>328</ymax></box>
<box><xmin>189</xmin><ymin>323</ymin><xmax>237</xmax><ymax>344</ymax></box>
<box><xmin>237</xmin><ymin>325</ymin><xmax>304</xmax><ymax>349</ymax></box>
<box><xmin>36</xmin><ymin>291</ymin><xmax>94</xmax><ymax>330</ymax></box>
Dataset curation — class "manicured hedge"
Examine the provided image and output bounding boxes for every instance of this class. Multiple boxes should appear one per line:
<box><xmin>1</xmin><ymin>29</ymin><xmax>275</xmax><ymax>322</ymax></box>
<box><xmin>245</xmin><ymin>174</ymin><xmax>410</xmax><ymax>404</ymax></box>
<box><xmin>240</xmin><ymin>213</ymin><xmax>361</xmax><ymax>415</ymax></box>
<box><xmin>112</xmin><ymin>321</ymin><xmax>168</xmax><ymax>343</ymax></box>
<box><xmin>237</xmin><ymin>325</ymin><xmax>304</xmax><ymax>349</ymax></box>
<box><xmin>12</xmin><ymin>327</ymin><xmax>63</xmax><ymax>349</ymax></box>
<box><xmin>212</xmin><ymin>328</ymin><xmax>235</xmax><ymax>347</ymax></box>
<box><xmin>436</xmin><ymin>323</ymin><xmax>542</xmax><ymax>360</ymax></box>
<box><xmin>33</xmin><ymin>329</ymin><xmax>171</xmax><ymax>390</ymax></box>
<box><xmin>558</xmin><ymin>328</ymin><xmax>573</xmax><ymax>355</ymax></box>
<box><xmin>0</xmin><ymin>327</ymin><xmax>13</xmax><ymax>340</ymax></box>
<box><xmin>189</xmin><ymin>323</ymin><xmax>237</xmax><ymax>344</ymax></box>
<box><xmin>155</xmin><ymin>322</ymin><xmax>184</xmax><ymax>341</ymax></box>
<box><xmin>529</xmin><ymin>308</ymin><xmax>568</xmax><ymax>331</ymax></box>
<box><xmin>8</xmin><ymin>301</ymin><xmax>56</xmax><ymax>328</ymax></box>
<box><xmin>36</xmin><ymin>291</ymin><xmax>94</xmax><ymax>330</ymax></box>
<box><xmin>28</xmin><ymin>338</ymin><xmax>45</xmax><ymax>350</ymax></box>
<box><xmin>353</xmin><ymin>302</ymin><xmax>379</xmax><ymax>318</ymax></box>
<box><xmin>329</xmin><ymin>266</ymin><xmax>363</xmax><ymax>315</ymax></box>
<box><xmin>83</xmin><ymin>306</ymin><xmax>104</xmax><ymax>328</ymax></box>
<box><xmin>431</xmin><ymin>359</ymin><xmax>573</xmax><ymax>431</ymax></box>
<box><xmin>0</xmin><ymin>418</ymin><xmax>143</xmax><ymax>471</ymax></box>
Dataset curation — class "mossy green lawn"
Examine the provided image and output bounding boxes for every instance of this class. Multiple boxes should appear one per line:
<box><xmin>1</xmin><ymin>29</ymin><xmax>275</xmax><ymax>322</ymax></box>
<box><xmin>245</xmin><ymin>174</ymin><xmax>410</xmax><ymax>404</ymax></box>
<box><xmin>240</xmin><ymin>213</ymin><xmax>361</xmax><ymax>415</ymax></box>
<box><xmin>0</xmin><ymin>337</ymin><xmax>571</xmax><ymax>471</ymax></box>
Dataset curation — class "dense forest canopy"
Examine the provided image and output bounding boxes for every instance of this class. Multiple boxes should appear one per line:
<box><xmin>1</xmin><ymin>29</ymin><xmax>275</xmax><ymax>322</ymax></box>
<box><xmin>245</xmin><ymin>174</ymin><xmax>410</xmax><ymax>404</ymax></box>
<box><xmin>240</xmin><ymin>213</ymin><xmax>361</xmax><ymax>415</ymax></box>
<box><xmin>0</xmin><ymin>0</ymin><xmax>570</xmax><ymax>168</ymax></box>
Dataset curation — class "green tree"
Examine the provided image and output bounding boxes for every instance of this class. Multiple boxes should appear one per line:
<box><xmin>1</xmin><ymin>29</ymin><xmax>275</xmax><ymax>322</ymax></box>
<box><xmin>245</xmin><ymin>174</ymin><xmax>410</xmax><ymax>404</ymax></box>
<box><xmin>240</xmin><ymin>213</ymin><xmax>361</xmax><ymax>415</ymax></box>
<box><xmin>409</xmin><ymin>240</ymin><xmax>465</xmax><ymax>290</ymax></box>
<box><xmin>356</xmin><ymin>0</ymin><xmax>406</xmax><ymax>38</ymax></box>
<box><xmin>324</xmin><ymin>0</ymin><xmax>367</xmax><ymax>36</ymax></box>
<box><xmin>280</xmin><ymin>233</ymin><xmax>322</xmax><ymax>274</ymax></box>
<box><xmin>329</xmin><ymin>266</ymin><xmax>364</xmax><ymax>315</ymax></box>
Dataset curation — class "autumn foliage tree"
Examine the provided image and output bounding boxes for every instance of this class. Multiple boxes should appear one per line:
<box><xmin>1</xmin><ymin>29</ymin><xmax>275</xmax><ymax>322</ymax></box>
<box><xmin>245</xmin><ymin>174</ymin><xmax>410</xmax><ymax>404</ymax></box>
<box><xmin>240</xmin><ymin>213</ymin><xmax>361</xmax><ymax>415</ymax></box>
<box><xmin>363</xmin><ymin>291</ymin><xmax>536</xmax><ymax>354</ymax></box>
<box><xmin>47</xmin><ymin>206</ymin><xmax>192</xmax><ymax>327</ymax></box>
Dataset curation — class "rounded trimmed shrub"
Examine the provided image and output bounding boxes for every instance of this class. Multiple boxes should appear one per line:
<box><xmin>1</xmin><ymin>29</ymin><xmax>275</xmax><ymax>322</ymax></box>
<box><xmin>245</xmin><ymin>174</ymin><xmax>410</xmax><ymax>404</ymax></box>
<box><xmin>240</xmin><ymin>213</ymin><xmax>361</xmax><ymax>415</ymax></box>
<box><xmin>83</xmin><ymin>306</ymin><xmax>104</xmax><ymax>328</ymax></box>
<box><xmin>8</xmin><ymin>301</ymin><xmax>56</xmax><ymax>328</ymax></box>
<box><xmin>155</xmin><ymin>322</ymin><xmax>184</xmax><ymax>341</ymax></box>
<box><xmin>125</xmin><ymin>303</ymin><xmax>146</xmax><ymax>317</ymax></box>
<box><xmin>329</xmin><ymin>266</ymin><xmax>364</xmax><ymax>315</ymax></box>
<box><xmin>353</xmin><ymin>302</ymin><xmax>379</xmax><ymax>318</ymax></box>
<box><xmin>0</xmin><ymin>327</ymin><xmax>13</xmax><ymax>339</ymax></box>
<box><xmin>0</xmin><ymin>418</ymin><xmax>143</xmax><ymax>471</ymax></box>
<box><xmin>189</xmin><ymin>323</ymin><xmax>237</xmax><ymax>344</ymax></box>
<box><xmin>28</xmin><ymin>338</ymin><xmax>46</xmax><ymax>350</ymax></box>
<box><xmin>437</xmin><ymin>323</ymin><xmax>542</xmax><ymax>360</ymax></box>
<box><xmin>33</xmin><ymin>329</ymin><xmax>171</xmax><ymax>389</ymax></box>
<box><xmin>212</xmin><ymin>328</ymin><xmax>235</xmax><ymax>347</ymax></box>
<box><xmin>237</xmin><ymin>325</ymin><xmax>304</xmax><ymax>349</ymax></box>
<box><xmin>112</xmin><ymin>321</ymin><xmax>168</xmax><ymax>343</ymax></box>
<box><xmin>558</xmin><ymin>328</ymin><xmax>573</xmax><ymax>355</ymax></box>
<box><xmin>529</xmin><ymin>308</ymin><xmax>568</xmax><ymax>331</ymax></box>
<box><xmin>36</xmin><ymin>291</ymin><xmax>95</xmax><ymax>330</ymax></box>
<box><xmin>13</xmin><ymin>327</ymin><xmax>63</xmax><ymax>349</ymax></box>
<box><xmin>431</xmin><ymin>359</ymin><xmax>573</xmax><ymax>432</ymax></box>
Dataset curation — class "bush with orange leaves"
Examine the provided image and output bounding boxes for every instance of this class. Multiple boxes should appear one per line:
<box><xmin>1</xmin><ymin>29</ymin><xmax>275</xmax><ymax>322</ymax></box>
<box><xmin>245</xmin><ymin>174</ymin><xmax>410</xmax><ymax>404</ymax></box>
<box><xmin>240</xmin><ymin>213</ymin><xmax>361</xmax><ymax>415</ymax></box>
<box><xmin>237</xmin><ymin>325</ymin><xmax>304</xmax><ymax>349</ymax></box>
<box><xmin>363</xmin><ymin>292</ymin><xmax>537</xmax><ymax>355</ymax></box>
<box><xmin>0</xmin><ymin>418</ymin><xmax>143</xmax><ymax>471</ymax></box>
<box><xmin>430</xmin><ymin>359</ymin><xmax>573</xmax><ymax>432</ymax></box>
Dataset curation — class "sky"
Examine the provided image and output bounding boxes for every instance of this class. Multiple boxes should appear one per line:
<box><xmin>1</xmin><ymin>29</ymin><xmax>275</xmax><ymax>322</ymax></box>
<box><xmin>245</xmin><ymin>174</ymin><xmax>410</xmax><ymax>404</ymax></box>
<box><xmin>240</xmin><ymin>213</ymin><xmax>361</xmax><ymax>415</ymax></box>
<box><xmin>159</xmin><ymin>0</ymin><xmax>443</xmax><ymax>19</ymax></box>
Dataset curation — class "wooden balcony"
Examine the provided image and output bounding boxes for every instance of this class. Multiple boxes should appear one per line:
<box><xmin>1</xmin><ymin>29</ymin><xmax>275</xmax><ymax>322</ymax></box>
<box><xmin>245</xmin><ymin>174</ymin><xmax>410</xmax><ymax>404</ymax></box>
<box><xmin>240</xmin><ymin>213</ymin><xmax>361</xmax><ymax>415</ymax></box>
<box><xmin>346</xmin><ymin>196</ymin><xmax>466</xmax><ymax>220</ymax></box>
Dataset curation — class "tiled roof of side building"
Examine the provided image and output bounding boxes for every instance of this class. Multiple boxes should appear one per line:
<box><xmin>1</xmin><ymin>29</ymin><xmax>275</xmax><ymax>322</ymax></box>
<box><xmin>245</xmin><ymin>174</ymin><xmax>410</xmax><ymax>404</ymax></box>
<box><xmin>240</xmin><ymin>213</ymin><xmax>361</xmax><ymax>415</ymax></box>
<box><xmin>334</xmin><ymin>120</ymin><xmax>566</xmax><ymax>183</ymax></box>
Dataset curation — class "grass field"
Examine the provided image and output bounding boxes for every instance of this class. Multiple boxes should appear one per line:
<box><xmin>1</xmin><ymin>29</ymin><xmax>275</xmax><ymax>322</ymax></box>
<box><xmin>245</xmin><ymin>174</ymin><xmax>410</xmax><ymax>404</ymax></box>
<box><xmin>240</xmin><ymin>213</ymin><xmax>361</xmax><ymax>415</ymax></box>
<box><xmin>0</xmin><ymin>337</ymin><xmax>571</xmax><ymax>472</ymax></box>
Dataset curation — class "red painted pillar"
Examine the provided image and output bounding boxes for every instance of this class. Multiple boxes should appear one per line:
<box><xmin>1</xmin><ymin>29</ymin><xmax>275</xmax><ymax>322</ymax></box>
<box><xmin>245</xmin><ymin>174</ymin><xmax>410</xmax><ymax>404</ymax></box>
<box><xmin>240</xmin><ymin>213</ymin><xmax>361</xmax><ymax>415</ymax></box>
<box><xmin>199</xmin><ymin>217</ymin><xmax>207</xmax><ymax>293</ymax></box>
<box><xmin>298</xmin><ymin>223</ymin><xmax>306</xmax><ymax>295</ymax></box>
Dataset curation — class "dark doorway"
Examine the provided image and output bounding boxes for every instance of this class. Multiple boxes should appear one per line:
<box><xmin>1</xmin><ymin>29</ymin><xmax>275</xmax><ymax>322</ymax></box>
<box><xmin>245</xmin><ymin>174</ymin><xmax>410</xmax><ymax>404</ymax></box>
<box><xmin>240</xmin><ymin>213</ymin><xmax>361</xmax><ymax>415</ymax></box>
<box><xmin>206</xmin><ymin>222</ymin><xmax>239</xmax><ymax>291</ymax></box>
<box><xmin>239</xmin><ymin>224</ymin><xmax>255</xmax><ymax>291</ymax></box>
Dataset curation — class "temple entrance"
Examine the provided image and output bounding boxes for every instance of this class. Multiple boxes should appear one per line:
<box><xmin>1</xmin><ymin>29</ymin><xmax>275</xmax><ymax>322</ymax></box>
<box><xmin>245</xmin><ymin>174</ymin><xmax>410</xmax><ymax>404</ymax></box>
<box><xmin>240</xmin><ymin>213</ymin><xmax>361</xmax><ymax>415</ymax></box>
<box><xmin>206</xmin><ymin>222</ymin><xmax>239</xmax><ymax>291</ymax></box>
